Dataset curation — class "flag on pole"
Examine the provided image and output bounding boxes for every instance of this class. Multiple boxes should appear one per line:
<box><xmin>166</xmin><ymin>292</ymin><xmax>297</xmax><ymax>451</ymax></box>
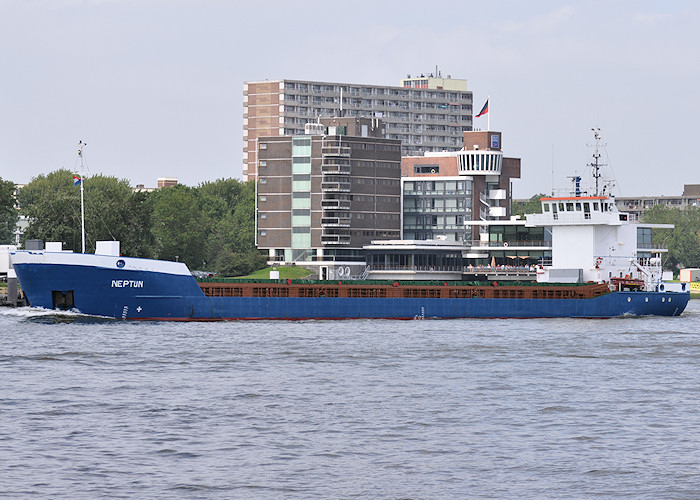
<box><xmin>73</xmin><ymin>175</ymin><xmax>82</xmax><ymax>186</ymax></box>
<box><xmin>476</xmin><ymin>99</ymin><xmax>489</xmax><ymax>118</ymax></box>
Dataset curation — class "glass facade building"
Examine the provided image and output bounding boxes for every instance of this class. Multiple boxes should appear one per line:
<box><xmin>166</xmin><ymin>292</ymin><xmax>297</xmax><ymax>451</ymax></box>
<box><xmin>402</xmin><ymin>177</ymin><xmax>473</xmax><ymax>241</ymax></box>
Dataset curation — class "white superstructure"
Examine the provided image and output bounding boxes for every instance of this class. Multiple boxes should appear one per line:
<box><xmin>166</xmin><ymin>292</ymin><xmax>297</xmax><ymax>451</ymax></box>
<box><xmin>522</xmin><ymin>129</ymin><xmax>674</xmax><ymax>291</ymax></box>
<box><xmin>526</xmin><ymin>195</ymin><xmax>671</xmax><ymax>289</ymax></box>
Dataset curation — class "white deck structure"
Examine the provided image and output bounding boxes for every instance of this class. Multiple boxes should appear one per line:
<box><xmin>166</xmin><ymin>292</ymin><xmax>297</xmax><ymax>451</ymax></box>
<box><xmin>526</xmin><ymin>195</ymin><xmax>671</xmax><ymax>289</ymax></box>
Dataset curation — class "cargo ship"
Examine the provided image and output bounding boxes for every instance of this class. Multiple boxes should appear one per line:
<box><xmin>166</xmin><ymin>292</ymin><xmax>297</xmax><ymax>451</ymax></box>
<box><xmin>7</xmin><ymin>252</ymin><xmax>690</xmax><ymax>319</ymax></box>
<box><xmin>9</xmin><ymin>137</ymin><xmax>690</xmax><ymax>320</ymax></box>
<box><xmin>9</xmin><ymin>219</ymin><xmax>690</xmax><ymax>320</ymax></box>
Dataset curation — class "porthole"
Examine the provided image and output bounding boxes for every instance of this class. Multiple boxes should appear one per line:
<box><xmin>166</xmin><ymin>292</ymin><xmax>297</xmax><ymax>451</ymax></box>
<box><xmin>662</xmin><ymin>297</ymin><xmax>666</xmax><ymax>302</ymax></box>
<box><xmin>668</xmin><ymin>297</ymin><xmax>672</xmax><ymax>303</ymax></box>
<box><xmin>645</xmin><ymin>297</ymin><xmax>649</xmax><ymax>302</ymax></box>
<box><xmin>627</xmin><ymin>297</ymin><xmax>631</xmax><ymax>302</ymax></box>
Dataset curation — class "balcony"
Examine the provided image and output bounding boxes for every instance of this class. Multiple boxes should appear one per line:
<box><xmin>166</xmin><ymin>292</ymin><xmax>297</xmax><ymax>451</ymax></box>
<box><xmin>322</xmin><ymin>145</ymin><xmax>351</xmax><ymax>157</ymax></box>
<box><xmin>489</xmin><ymin>206</ymin><xmax>506</xmax><ymax>217</ymax></box>
<box><xmin>321</xmin><ymin>163</ymin><xmax>351</xmax><ymax>175</ymax></box>
<box><xmin>321</xmin><ymin>231</ymin><xmax>351</xmax><ymax>245</ymax></box>
<box><xmin>321</xmin><ymin>217</ymin><xmax>351</xmax><ymax>228</ymax></box>
<box><xmin>488</xmin><ymin>189</ymin><xmax>507</xmax><ymax>200</ymax></box>
<box><xmin>321</xmin><ymin>199</ymin><xmax>351</xmax><ymax>209</ymax></box>
<box><xmin>321</xmin><ymin>180</ymin><xmax>351</xmax><ymax>192</ymax></box>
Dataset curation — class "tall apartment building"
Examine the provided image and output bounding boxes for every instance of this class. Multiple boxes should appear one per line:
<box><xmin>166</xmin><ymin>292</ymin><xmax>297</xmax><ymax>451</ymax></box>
<box><xmin>614</xmin><ymin>184</ymin><xmax>700</xmax><ymax>220</ymax></box>
<box><xmin>256</xmin><ymin>117</ymin><xmax>401</xmax><ymax>265</ymax></box>
<box><xmin>243</xmin><ymin>74</ymin><xmax>472</xmax><ymax>180</ymax></box>
<box><xmin>401</xmin><ymin>130</ymin><xmax>521</xmax><ymax>243</ymax></box>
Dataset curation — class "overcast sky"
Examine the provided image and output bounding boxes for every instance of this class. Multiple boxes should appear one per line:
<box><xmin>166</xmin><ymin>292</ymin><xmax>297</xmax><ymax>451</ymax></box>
<box><xmin>1</xmin><ymin>0</ymin><xmax>698</xmax><ymax>198</ymax></box>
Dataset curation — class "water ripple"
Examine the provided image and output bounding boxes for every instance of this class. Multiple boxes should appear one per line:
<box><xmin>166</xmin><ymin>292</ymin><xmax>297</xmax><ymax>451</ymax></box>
<box><xmin>0</xmin><ymin>301</ymin><xmax>698</xmax><ymax>498</ymax></box>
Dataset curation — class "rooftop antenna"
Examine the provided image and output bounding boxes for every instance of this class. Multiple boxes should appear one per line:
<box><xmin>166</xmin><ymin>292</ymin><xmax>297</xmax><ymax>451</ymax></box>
<box><xmin>551</xmin><ymin>144</ymin><xmax>555</xmax><ymax>196</ymax></box>
<box><xmin>588</xmin><ymin>127</ymin><xmax>606</xmax><ymax>196</ymax></box>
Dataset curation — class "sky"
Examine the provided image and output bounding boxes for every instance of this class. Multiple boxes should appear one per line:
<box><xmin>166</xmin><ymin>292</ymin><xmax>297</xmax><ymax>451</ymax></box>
<box><xmin>1</xmin><ymin>0</ymin><xmax>698</xmax><ymax>198</ymax></box>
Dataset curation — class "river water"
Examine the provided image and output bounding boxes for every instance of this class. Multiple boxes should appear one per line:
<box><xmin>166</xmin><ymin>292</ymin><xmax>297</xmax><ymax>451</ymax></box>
<box><xmin>1</xmin><ymin>301</ymin><xmax>699</xmax><ymax>499</ymax></box>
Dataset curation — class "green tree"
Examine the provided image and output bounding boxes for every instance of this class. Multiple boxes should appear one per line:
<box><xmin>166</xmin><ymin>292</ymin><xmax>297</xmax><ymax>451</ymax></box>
<box><xmin>512</xmin><ymin>193</ymin><xmax>547</xmax><ymax>218</ymax></box>
<box><xmin>149</xmin><ymin>184</ymin><xmax>212</xmax><ymax>269</ymax></box>
<box><xmin>0</xmin><ymin>178</ymin><xmax>19</xmax><ymax>244</ymax></box>
<box><xmin>19</xmin><ymin>172</ymin><xmax>267</xmax><ymax>275</ymax></box>
<box><xmin>17</xmin><ymin>170</ymin><xmax>79</xmax><ymax>249</ymax></box>
<box><xmin>80</xmin><ymin>175</ymin><xmax>156</xmax><ymax>257</ymax></box>
<box><xmin>200</xmin><ymin>179</ymin><xmax>266</xmax><ymax>276</ymax></box>
<box><xmin>643</xmin><ymin>205</ymin><xmax>700</xmax><ymax>271</ymax></box>
<box><xmin>18</xmin><ymin>169</ymin><xmax>155</xmax><ymax>256</ymax></box>
<box><xmin>198</xmin><ymin>178</ymin><xmax>246</xmax><ymax>211</ymax></box>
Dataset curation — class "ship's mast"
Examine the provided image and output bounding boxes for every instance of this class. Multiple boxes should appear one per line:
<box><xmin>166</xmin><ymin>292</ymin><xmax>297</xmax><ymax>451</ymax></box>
<box><xmin>77</xmin><ymin>141</ymin><xmax>87</xmax><ymax>254</ymax></box>
<box><xmin>588</xmin><ymin>128</ymin><xmax>606</xmax><ymax>196</ymax></box>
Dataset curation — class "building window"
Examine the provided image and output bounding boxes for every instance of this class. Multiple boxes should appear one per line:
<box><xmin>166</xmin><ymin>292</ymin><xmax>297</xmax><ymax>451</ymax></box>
<box><xmin>292</xmin><ymin>156</ymin><xmax>311</xmax><ymax>174</ymax></box>
<box><xmin>259</xmin><ymin>178</ymin><xmax>267</xmax><ymax>184</ymax></box>
<box><xmin>259</xmin><ymin>161</ymin><xmax>266</xmax><ymax>167</ymax></box>
<box><xmin>260</xmin><ymin>143</ymin><xmax>267</xmax><ymax>150</ymax></box>
<box><xmin>292</xmin><ymin>191</ymin><xmax>311</xmax><ymax>209</ymax></box>
<box><xmin>414</xmin><ymin>165</ymin><xmax>439</xmax><ymax>174</ymax></box>
<box><xmin>292</xmin><ymin>208</ymin><xmax>311</xmax><ymax>226</ymax></box>
<box><xmin>292</xmin><ymin>227</ymin><xmax>311</xmax><ymax>249</ymax></box>
<box><xmin>638</xmin><ymin>227</ymin><xmax>652</xmax><ymax>247</ymax></box>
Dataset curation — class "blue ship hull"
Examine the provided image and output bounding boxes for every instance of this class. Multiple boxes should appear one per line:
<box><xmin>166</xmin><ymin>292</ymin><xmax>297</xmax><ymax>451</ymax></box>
<box><xmin>11</xmin><ymin>253</ymin><xmax>690</xmax><ymax>320</ymax></box>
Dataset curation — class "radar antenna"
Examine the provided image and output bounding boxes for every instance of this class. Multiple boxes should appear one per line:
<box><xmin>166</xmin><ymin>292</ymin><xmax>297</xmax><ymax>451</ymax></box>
<box><xmin>588</xmin><ymin>128</ymin><xmax>606</xmax><ymax>196</ymax></box>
